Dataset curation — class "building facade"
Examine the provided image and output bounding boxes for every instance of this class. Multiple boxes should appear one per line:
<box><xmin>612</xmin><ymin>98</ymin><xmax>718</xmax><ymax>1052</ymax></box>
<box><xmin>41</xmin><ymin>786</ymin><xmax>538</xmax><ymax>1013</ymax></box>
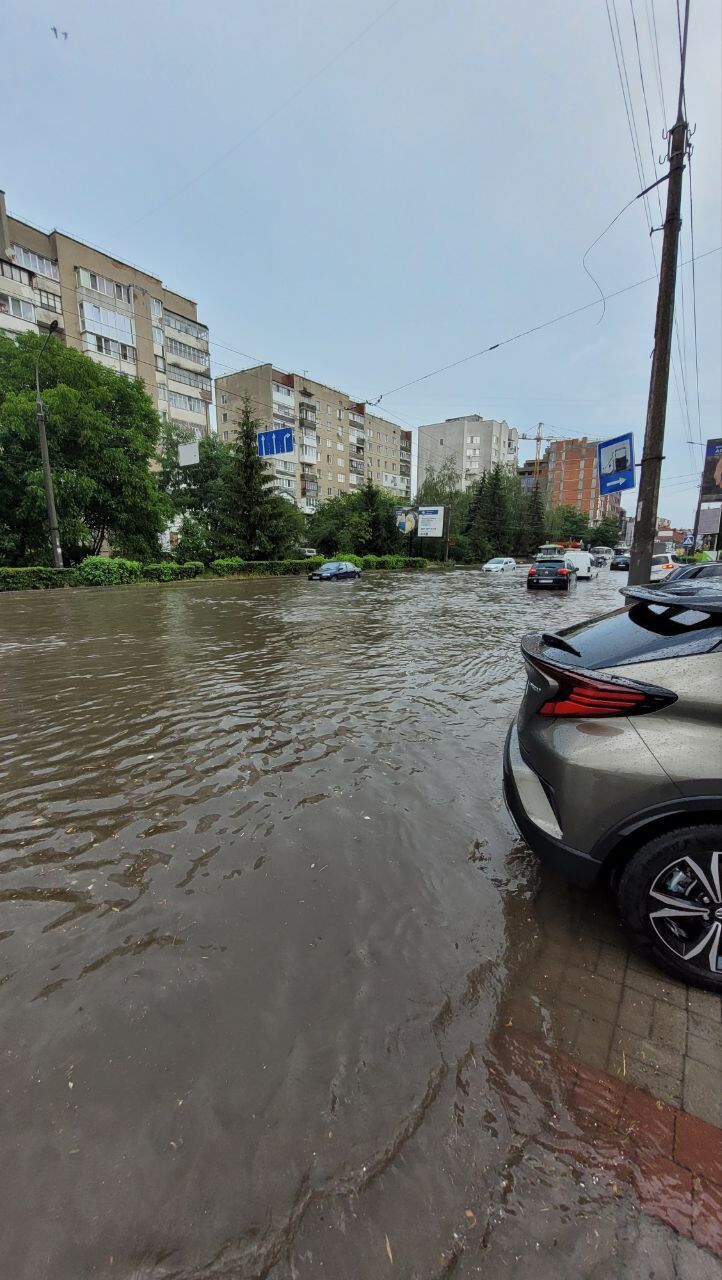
<box><xmin>215</xmin><ymin>364</ymin><xmax>412</xmax><ymax>514</ymax></box>
<box><xmin>545</xmin><ymin>437</ymin><xmax>621</xmax><ymax>522</ymax></box>
<box><xmin>416</xmin><ymin>415</ymin><xmax>519</xmax><ymax>492</ymax></box>
<box><xmin>0</xmin><ymin>190</ymin><xmax>212</xmax><ymax>439</ymax></box>
<box><xmin>518</xmin><ymin>456</ymin><xmax>548</xmax><ymax>496</ymax></box>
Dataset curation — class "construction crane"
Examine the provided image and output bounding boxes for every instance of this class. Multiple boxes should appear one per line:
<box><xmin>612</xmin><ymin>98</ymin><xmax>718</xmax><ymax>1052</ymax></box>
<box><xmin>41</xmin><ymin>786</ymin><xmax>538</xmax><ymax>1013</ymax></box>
<box><xmin>517</xmin><ymin>423</ymin><xmax>567</xmax><ymax>485</ymax></box>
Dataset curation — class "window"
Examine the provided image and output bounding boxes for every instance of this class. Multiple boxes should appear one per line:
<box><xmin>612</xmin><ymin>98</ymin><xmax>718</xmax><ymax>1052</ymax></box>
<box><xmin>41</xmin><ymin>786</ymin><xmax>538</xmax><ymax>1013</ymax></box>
<box><xmin>272</xmin><ymin>381</ymin><xmax>293</xmax><ymax>399</ymax></box>
<box><xmin>222</xmin><ymin>412</ymin><xmax>228</xmax><ymax>423</ymax></box>
<box><xmin>221</xmin><ymin>393</ymin><xmax>228</xmax><ymax>405</ymax></box>
<box><xmin>150</xmin><ymin>297</ymin><xmax>163</xmax><ymax>319</ymax></box>
<box><xmin>38</xmin><ymin>290</ymin><xmax>61</xmax><ymax>313</ymax></box>
<box><xmin>157</xmin><ymin>384</ymin><xmax>167</xmax><ymax>400</ymax></box>
<box><xmin>336</xmin><ymin>442</ymin><xmax>343</xmax><ymax>452</ymax></box>
<box><xmin>0</xmin><ymin>260</ymin><xmax>32</xmax><ymax>285</ymax></box>
<box><xmin>155</xmin><ymin>354</ymin><xmax>165</xmax><ymax>372</ymax></box>
<box><xmin>166</xmin><ymin>336</ymin><xmax>209</xmax><ymax>366</ymax></box>
<box><xmin>75</xmin><ymin>267</ymin><xmax>131</xmax><ymax>303</ymax></box>
<box><xmin>315</xmin><ymin>400</ymin><xmax>321</xmax><ymax>410</ymax></box>
<box><xmin>152</xmin><ymin>326</ymin><xmax>163</xmax><ymax>346</ymax></box>
<box><xmin>439</xmin><ymin>437</ymin><xmax>444</xmax><ymax>446</ymax></box>
<box><xmin>337</xmin><ymin>408</ymin><xmax>343</xmax><ymax>420</ymax></box>
<box><xmin>0</xmin><ymin>294</ymin><xmax>35</xmax><ymax>322</ymax></box>
<box><xmin>326</xmin><ymin>405</ymin><xmax>331</xmax><ymax>415</ymax></box>
<box><xmin>164</xmin><ymin>311</ymin><xmax>208</xmax><ymax>342</ymax></box>
<box><xmin>79</xmin><ymin>300</ymin><xmax>134</xmax><ymax>343</ymax></box>
<box><xmin>11</xmin><ymin>244</ymin><xmax>59</xmax><ymax>280</ymax></box>
<box><xmin>326</xmin><ymin>454</ymin><xmax>332</xmax><ymax>464</ymax></box>
<box><xmin>169</xmin><ymin>390</ymin><xmax>204</xmax><ymax>414</ymax></box>
<box><xmin>222</xmin><ymin>431</ymin><xmax>229</xmax><ymax>441</ymax></box>
<box><xmin>167</xmin><ymin>363</ymin><xmax>211</xmax><ymax>393</ymax></box>
<box><xmin>337</xmin><ymin>473</ymin><xmax>345</xmax><ymax>483</ymax></box>
<box><xmin>86</xmin><ymin>333</ymin><xmax>137</xmax><ymax>361</ymax></box>
<box><xmin>327</xmin><ymin>487</ymin><xmax>333</xmax><ymax>495</ymax></box>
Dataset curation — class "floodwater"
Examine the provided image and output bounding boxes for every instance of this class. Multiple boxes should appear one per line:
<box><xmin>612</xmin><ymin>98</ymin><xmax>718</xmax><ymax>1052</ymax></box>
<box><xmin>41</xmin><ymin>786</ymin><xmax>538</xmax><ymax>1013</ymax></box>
<box><xmin>1</xmin><ymin>568</ymin><xmax>694</xmax><ymax>1278</ymax></box>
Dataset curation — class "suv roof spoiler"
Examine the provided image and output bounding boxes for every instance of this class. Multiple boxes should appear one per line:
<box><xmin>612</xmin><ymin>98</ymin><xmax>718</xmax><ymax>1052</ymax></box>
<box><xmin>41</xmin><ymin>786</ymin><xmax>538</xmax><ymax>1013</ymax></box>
<box><xmin>622</xmin><ymin>582</ymin><xmax>722</xmax><ymax>613</ymax></box>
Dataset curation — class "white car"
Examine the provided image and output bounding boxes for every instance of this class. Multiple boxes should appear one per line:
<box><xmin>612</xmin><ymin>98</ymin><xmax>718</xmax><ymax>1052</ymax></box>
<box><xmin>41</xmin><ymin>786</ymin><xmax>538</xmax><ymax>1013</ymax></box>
<box><xmin>650</xmin><ymin>553</ymin><xmax>677</xmax><ymax>582</ymax></box>
<box><xmin>482</xmin><ymin>557</ymin><xmax>517</xmax><ymax>573</ymax></box>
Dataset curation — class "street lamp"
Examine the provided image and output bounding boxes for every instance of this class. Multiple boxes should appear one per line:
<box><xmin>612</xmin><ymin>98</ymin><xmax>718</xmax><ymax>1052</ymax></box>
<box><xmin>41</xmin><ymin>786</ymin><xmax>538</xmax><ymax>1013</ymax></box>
<box><xmin>34</xmin><ymin>320</ymin><xmax>63</xmax><ymax>568</ymax></box>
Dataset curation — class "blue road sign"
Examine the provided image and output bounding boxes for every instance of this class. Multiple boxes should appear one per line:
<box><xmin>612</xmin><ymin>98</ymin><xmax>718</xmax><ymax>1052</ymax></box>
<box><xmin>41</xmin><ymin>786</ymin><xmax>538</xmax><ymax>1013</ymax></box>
<box><xmin>683</xmin><ymin>535</ymin><xmax>695</xmax><ymax>547</ymax></box>
<box><xmin>257</xmin><ymin>427</ymin><xmax>295</xmax><ymax>457</ymax></box>
<box><xmin>598</xmin><ymin>432</ymin><xmax>636</xmax><ymax>495</ymax></box>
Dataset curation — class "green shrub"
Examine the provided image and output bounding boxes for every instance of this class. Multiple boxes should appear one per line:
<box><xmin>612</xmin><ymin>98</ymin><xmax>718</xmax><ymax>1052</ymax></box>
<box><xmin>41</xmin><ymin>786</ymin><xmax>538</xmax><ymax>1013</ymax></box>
<box><xmin>75</xmin><ymin>557</ymin><xmax>142</xmax><ymax>586</ymax></box>
<box><xmin>360</xmin><ymin>554</ymin><xmax>379</xmax><ymax>570</ymax></box>
<box><xmin>141</xmin><ymin>562</ymin><xmax>179</xmax><ymax>581</ymax></box>
<box><xmin>211</xmin><ymin>558</ymin><xmax>246</xmax><ymax>576</ymax></box>
<box><xmin>176</xmin><ymin>561</ymin><xmax>205</xmax><ymax>579</ymax></box>
<box><xmin>0</xmin><ymin>566</ymin><xmax>75</xmax><ymax>591</ymax></box>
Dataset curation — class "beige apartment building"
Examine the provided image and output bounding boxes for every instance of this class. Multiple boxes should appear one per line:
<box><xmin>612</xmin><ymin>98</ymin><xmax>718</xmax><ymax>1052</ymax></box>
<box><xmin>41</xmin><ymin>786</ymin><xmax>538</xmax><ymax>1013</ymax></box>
<box><xmin>417</xmin><ymin>414</ymin><xmax>519</xmax><ymax>492</ymax></box>
<box><xmin>0</xmin><ymin>190</ymin><xmax>211</xmax><ymax>439</ymax></box>
<box><xmin>215</xmin><ymin>363</ymin><xmax>412</xmax><ymax>513</ymax></box>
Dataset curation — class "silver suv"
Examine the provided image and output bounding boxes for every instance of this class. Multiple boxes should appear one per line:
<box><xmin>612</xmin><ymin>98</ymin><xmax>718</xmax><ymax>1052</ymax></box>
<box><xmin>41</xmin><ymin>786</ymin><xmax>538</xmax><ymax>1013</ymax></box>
<box><xmin>504</xmin><ymin>580</ymin><xmax>722</xmax><ymax>991</ymax></box>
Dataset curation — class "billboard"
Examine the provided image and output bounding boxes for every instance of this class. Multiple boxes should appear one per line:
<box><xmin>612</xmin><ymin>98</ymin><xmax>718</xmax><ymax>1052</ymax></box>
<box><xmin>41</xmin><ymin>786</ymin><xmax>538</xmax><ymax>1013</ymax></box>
<box><xmin>178</xmin><ymin>442</ymin><xmax>199</xmax><ymax>467</ymax></box>
<box><xmin>700</xmin><ymin>438</ymin><xmax>722</xmax><ymax>504</ymax></box>
<box><xmin>418</xmin><ymin>506</ymin><xmax>445</xmax><ymax>537</ymax></box>
<box><xmin>597</xmin><ymin>432</ymin><xmax>636</xmax><ymax>495</ymax></box>
<box><xmin>257</xmin><ymin>427</ymin><xmax>294</xmax><ymax>457</ymax></box>
<box><xmin>395</xmin><ymin>506</ymin><xmax>417</xmax><ymax>534</ymax></box>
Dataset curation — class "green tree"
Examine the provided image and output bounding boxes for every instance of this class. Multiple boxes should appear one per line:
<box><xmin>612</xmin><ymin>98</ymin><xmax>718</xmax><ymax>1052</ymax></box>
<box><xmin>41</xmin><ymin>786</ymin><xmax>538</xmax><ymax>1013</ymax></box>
<box><xmin>159</xmin><ymin>429</ymin><xmax>234</xmax><ymax>560</ymax></box>
<box><xmin>173</xmin><ymin>516</ymin><xmax>212</xmax><ymax>564</ymax></box>
<box><xmin>527</xmin><ymin>483</ymin><xmax>546</xmax><ymax>555</ymax></box>
<box><xmin>219</xmin><ymin>398</ymin><xmax>305</xmax><ymax>559</ymax></box>
<box><xmin>482</xmin><ymin>464</ymin><xmax>512</xmax><ymax>554</ymax></box>
<box><xmin>308</xmin><ymin>483</ymin><xmax>402</xmax><ymax>556</ymax></box>
<box><xmin>0</xmin><ymin>331</ymin><xmax>171</xmax><ymax>564</ymax></box>
<box><xmin>545</xmin><ymin>504</ymin><xmax>591</xmax><ymax>543</ymax></box>
<box><xmin>591</xmin><ymin>512</ymin><xmax>622</xmax><ymax>547</ymax></box>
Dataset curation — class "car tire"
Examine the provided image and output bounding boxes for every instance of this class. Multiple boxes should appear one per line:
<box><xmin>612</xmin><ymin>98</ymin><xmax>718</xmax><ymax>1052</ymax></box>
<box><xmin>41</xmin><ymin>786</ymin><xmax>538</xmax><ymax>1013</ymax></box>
<box><xmin>616</xmin><ymin>825</ymin><xmax>722</xmax><ymax>992</ymax></box>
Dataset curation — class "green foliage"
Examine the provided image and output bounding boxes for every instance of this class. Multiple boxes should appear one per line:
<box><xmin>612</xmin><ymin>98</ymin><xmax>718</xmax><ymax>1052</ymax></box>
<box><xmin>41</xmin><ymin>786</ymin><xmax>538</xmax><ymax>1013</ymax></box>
<box><xmin>527</xmin><ymin>483</ymin><xmax>547</xmax><ymax>555</ymax></box>
<box><xmin>545</xmin><ymin>505</ymin><xmax>592</xmax><ymax>543</ymax></box>
<box><xmin>592</xmin><ymin>512</ymin><xmax>623</xmax><ymax>548</ymax></box>
<box><xmin>211</xmin><ymin>557</ymin><xmax>246</xmax><ymax>576</ymax></box>
<box><xmin>0</xmin><ymin>331</ymin><xmax>172</xmax><ymax>565</ymax></box>
<box><xmin>308</xmin><ymin>483</ymin><xmax>403</xmax><ymax>557</ymax></box>
<box><xmin>173</xmin><ymin>516</ymin><xmax>213</xmax><ymax>565</ymax></box>
<box><xmin>217</xmin><ymin>398</ymin><xmax>305</xmax><ymax>559</ymax></box>
<box><xmin>74</xmin><ymin>557</ymin><xmax>142</xmax><ymax>585</ymax></box>
<box><xmin>139</xmin><ymin>561</ymin><xmax>205</xmax><ymax>582</ymax></box>
<box><xmin>0</xmin><ymin>566</ymin><xmax>74</xmax><ymax>591</ymax></box>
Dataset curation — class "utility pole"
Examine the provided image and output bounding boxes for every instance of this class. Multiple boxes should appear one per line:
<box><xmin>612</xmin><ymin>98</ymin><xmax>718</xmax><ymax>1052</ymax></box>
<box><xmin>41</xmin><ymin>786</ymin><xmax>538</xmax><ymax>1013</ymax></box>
<box><xmin>628</xmin><ymin>0</ymin><xmax>690</xmax><ymax>585</ymax></box>
<box><xmin>34</xmin><ymin>322</ymin><xmax>64</xmax><ymax>568</ymax></box>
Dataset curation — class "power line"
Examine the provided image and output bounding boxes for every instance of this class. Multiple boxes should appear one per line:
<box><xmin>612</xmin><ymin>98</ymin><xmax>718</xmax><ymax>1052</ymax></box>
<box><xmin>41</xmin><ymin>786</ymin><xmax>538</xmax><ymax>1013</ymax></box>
<box><xmin>117</xmin><ymin>0</ymin><xmax>407</xmax><ymax>235</ymax></box>
<box><xmin>645</xmin><ymin>0</ymin><xmax>668</xmax><ymax>121</ymax></box>
<box><xmin>366</xmin><ymin>246</ymin><xmax>720</xmax><ymax>405</ymax></box>
<box><xmin>687</xmin><ymin>152</ymin><xmax>704</xmax><ymax>445</ymax></box>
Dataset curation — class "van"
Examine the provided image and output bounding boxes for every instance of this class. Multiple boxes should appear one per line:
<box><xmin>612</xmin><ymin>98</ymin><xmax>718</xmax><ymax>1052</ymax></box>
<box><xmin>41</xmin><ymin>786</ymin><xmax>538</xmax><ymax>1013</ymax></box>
<box><xmin>564</xmin><ymin>549</ymin><xmax>598</xmax><ymax>580</ymax></box>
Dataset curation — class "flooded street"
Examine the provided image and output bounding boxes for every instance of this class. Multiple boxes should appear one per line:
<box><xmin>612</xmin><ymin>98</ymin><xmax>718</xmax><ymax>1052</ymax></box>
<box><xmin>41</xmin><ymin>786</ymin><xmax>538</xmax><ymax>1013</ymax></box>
<box><xmin>1</xmin><ymin>569</ymin><xmax>718</xmax><ymax>1279</ymax></box>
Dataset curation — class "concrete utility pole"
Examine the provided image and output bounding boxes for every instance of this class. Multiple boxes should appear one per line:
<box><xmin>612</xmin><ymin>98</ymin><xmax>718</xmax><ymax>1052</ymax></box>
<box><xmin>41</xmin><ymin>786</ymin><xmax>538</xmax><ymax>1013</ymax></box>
<box><xmin>628</xmin><ymin>0</ymin><xmax>690</xmax><ymax>585</ymax></box>
<box><xmin>34</xmin><ymin>322</ymin><xmax>64</xmax><ymax>568</ymax></box>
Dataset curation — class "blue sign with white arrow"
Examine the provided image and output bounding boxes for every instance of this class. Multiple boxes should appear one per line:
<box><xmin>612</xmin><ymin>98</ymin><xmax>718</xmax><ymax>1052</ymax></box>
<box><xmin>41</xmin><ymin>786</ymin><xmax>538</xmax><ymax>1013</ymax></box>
<box><xmin>257</xmin><ymin>427</ymin><xmax>295</xmax><ymax>457</ymax></box>
<box><xmin>597</xmin><ymin>432</ymin><xmax>636</xmax><ymax>495</ymax></box>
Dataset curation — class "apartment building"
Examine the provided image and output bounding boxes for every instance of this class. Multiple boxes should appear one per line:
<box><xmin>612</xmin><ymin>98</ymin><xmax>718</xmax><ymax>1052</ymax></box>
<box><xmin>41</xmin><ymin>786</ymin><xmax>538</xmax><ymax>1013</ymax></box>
<box><xmin>518</xmin><ymin>457</ymin><xmax>549</xmax><ymax>496</ymax></box>
<box><xmin>416</xmin><ymin>415</ymin><xmax>519</xmax><ymax>492</ymax></box>
<box><xmin>0</xmin><ymin>190</ymin><xmax>211</xmax><ymax>439</ymax></box>
<box><xmin>215</xmin><ymin>363</ymin><xmax>412</xmax><ymax>513</ymax></box>
<box><xmin>546</xmin><ymin>437</ymin><xmax>621</xmax><ymax>522</ymax></box>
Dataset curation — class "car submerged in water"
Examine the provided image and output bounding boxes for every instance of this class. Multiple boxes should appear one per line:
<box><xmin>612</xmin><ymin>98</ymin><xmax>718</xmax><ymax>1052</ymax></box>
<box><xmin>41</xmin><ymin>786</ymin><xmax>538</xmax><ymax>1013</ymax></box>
<box><xmin>307</xmin><ymin>560</ymin><xmax>361</xmax><ymax>581</ymax></box>
<box><xmin>504</xmin><ymin>579</ymin><xmax>722</xmax><ymax>991</ymax></box>
<box><xmin>527</xmin><ymin>557</ymin><xmax>578</xmax><ymax>592</ymax></box>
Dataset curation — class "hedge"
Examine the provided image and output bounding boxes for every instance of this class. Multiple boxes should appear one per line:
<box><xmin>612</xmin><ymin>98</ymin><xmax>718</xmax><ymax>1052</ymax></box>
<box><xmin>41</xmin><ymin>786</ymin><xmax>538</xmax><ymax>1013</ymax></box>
<box><xmin>210</xmin><ymin>557</ymin><xmax>325</xmax><ymax>577</ymax></box>
<box><xmin>0</xmin><ymin>566</ymin><xmax>75</xmax><ymax>591</ymax></box>
<box><xmin>140</xmin><ymin>561</ymin><xmax>205</xmax><ymax>582</ymax></box>
<box><xmin>74</xmin><ymin>557</ymin><xmax>142</xmax><ymax>586</ymax></box>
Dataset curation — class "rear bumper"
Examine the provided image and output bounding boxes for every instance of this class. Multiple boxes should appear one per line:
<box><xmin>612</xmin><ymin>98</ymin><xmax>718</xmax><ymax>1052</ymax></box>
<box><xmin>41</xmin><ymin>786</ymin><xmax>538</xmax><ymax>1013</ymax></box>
<box><xmin>502</xmin><ymin>722</ymin><xmax>602</xmax><ymax>887</ymax></box>
<box><xmin>527</xmin><ymin>580</ymin><xmax>569</xmax><ymax>590</ymax></box>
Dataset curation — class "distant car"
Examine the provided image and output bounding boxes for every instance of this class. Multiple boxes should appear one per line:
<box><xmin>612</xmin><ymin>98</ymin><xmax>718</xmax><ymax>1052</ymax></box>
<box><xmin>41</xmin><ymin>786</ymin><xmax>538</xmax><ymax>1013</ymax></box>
<box><xmin>650</xmin><ymin>554</ymin><xmax>677</xmax><ymax>582</ymax></box>
<box><xmin>483</xmin><ymin>557</ymin><xmax>517</xmax><ymax>573</ymax></box>
<box><xmin>610</xmin><ymin>554</ymin><xmax>630</xmax><ymax>571</ymax></box>
<box><xmin>527</xmin><ymin>557</ymin><xmax>578</xmax><ymax>591</ymax></box>
<box><xmin>308</xmin><ymin>560</ymin><xmax>361</xmax><ymax>581</ymax></box>
<box><xmin>663</xmin><ymin>561</ymin><xmax>722</xmax><ymax>583</ymax></box>
<box><xmin>503</xmin><ymin>579</ymin><xmax>722</xmax><ymax>991</ymax></box>
<box><xmin>297</xmin><ymin>546</ymin><xmax>318</xmax><ymax>558</ymax></box>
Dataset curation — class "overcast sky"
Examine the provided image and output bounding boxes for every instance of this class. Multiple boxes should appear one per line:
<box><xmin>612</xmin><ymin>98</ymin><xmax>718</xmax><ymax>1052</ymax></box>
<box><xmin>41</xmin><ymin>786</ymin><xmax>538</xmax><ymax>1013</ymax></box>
<box><xmin>4</xmin><ymin>0</ymin><xmax>720</xmax><ymax>527</ymax></box>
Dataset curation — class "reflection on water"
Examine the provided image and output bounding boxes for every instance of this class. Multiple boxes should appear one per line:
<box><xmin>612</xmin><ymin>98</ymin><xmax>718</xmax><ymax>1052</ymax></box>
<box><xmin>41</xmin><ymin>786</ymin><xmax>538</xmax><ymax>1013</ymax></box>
<box><xmin>0</xmin><ymin>570</ymin><xmax>630</xmax><ymax>1277</ymax></box>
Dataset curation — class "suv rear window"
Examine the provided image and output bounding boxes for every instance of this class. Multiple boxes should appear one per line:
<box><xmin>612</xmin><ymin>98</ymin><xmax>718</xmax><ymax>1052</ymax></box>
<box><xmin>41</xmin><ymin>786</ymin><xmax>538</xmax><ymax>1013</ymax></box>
<box><xmin>541</xmin><ymin>603</ymin><xmax>722</xmax><ymax>669</ymax></box>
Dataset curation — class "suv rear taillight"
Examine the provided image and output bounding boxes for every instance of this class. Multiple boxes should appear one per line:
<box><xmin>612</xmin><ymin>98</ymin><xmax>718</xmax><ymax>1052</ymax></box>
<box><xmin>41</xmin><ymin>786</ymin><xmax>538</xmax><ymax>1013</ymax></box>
<box><xmin>526</xmin><ymin>652</ymin><xmax>677</xmax><ymax>719</ymax></box>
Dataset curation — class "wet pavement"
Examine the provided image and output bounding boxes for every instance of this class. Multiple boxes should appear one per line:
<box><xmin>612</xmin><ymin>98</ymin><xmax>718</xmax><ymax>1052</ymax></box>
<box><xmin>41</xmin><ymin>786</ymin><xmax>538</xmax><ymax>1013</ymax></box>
<box><xmin>0</xmin><ymin>568</ymin><xmax>719</xmax><ymax>1279</ymax></box>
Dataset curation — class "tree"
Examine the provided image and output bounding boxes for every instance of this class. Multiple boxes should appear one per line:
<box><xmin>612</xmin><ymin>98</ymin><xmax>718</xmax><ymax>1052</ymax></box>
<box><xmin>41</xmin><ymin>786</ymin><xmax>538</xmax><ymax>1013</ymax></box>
<box><xmin>174</xmin><ymin>516</ymin><xmax>212</xmax><ymax>564</ymax></box>
<box><xmin>159</xmin><ymin>429</ymin><xmax>233</xmax><ymax>560</ymax></box>
<box><xmin>527</xmin><ymin>483</ymin><xmax>546</xmax><ymax>555</ymax></box>
<box><xmin>0</xmin><ymin>331</ymin><xmax>171</xmax><ymax>564</ymax></box>
<box><xmin>591</xmin><ymin>512</ymin><xmax>622</xmax><ymax>548</ymax></box>
<box><xmin>545</xmin><ymin>505</ymin><xmax>591</xmax><ymax>544</ymax></box>
<box><xmin>307</xmin><ymin>483</ymin><xmax>402</xmax><ymax>556</ymax></box>
<box><xmin>216</xmin><ymin>397</ymin><xmax>304</xmax><ymax>559</ymax></box>
<box><xmin>482</xmin><ymin>464</ymin><xmax>512</xmax><ymax>554</ymax></box>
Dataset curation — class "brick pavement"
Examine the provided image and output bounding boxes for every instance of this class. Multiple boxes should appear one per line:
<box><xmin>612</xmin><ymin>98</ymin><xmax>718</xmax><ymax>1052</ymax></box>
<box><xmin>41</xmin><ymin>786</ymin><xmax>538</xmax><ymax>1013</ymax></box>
<box><xmin>494</xmin><ymin>867</ymin><xmax>722</xmax><ymax>1259</ymax></box>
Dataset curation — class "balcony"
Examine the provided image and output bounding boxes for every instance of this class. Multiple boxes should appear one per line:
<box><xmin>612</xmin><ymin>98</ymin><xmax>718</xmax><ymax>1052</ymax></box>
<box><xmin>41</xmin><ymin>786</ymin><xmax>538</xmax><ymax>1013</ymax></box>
<box><xmin>400</xmin><ymin>450</ymin><xmax>411</xmax><ymax>463</ymax></box>
<box><xmin>301</xmin><ymin>479</ymin><xmax>319</xmax><ymax>495</ymax></box>
<box><xmin>349</xmin><ymin>460</ymin><xmax>364</xmax><ymax>476</ymax></box>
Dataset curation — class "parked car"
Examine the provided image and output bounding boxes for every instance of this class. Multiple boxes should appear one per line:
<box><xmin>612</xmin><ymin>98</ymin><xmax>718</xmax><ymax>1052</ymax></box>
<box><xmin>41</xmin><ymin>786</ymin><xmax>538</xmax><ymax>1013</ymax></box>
<box><xmin>483</xmin><ymin>557</ymin><xmax>517</xmax><ymax>573</ymax></box>
<box><xmin>503</xmin><ymin>579</ymin><xmax>722</xmax><ymax>990</ymax></box>
<box><xmin>527</xmin><ymin>557</ymin><xmax>578</xmax><ymax>591</ymax></box>
<box><xmin>650</xmin><ymin>553</ymin><xmax>677</xmax><ymax>581</ymax></box>
<box><xmin>308</xmin><ymin>560</ymin><xmax>361</xmax><ymax>581</ymax></box>
<box><xmin>664</xmin><ymin>561</ymin><xmax>722</xmax><ymax>583</ymax></box>
<box><xmin>564</xmin><ymin>549</ymin><xmax>598</xmax><ymax>580</ymax></box>
<box><xmin>610</xmin><ymin>553</ymin><xmax>630</xmax><ymax>571</ymax></box>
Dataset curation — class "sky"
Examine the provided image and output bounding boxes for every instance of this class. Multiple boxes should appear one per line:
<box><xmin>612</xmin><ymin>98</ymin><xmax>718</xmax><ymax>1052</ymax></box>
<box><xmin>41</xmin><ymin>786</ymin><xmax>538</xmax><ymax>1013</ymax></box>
<box><xmin>4</xmin><ymin>0</ymin><xmax>720</xmax><ymax>528</ymax></box>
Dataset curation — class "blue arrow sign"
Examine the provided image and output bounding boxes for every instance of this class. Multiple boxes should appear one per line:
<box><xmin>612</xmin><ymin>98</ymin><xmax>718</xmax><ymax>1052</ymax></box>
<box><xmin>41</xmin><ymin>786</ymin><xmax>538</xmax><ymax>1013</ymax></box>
<box><xmin>257</xmin><ymin>427</ymin><xmax>295</xmax><ymax>457</ymax></box>
<box><xmin>598</xmin><ymin>432</ymin><xmax>636</xmax><ymax>495</ymax></box>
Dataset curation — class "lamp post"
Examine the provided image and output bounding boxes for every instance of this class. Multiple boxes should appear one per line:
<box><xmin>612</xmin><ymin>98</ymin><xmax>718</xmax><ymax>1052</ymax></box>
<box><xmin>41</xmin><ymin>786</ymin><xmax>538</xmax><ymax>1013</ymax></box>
<box><xmin>34</xmin><ymin>320</ymin><xmax>63</xmax><ymax>568</ymax></box>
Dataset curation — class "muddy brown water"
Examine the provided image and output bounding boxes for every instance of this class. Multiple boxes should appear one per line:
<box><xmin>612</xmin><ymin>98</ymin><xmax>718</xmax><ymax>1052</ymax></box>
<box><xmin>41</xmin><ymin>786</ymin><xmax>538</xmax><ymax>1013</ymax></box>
<box><xmin>1</xmin><ymin>568</ymin><xmax>646</xmax><ymax>1278</ymax></box>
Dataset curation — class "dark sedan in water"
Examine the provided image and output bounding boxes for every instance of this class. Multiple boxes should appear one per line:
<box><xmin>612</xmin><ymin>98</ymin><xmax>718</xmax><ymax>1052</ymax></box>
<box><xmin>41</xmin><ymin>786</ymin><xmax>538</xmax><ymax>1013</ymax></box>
<box><xmin>610</xmin><ymin>553</ymin><xmax>630</xmax><ymax>570</ymax></box>
<box><xmin>527</xmin><ymin>558</ymin><xmax>577</xmax><ymax>592</ymax></box>
<box><xmin>308</xmin><ymin>560</ymin><xmax>362</xmax><ymax>581</ymax></box>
